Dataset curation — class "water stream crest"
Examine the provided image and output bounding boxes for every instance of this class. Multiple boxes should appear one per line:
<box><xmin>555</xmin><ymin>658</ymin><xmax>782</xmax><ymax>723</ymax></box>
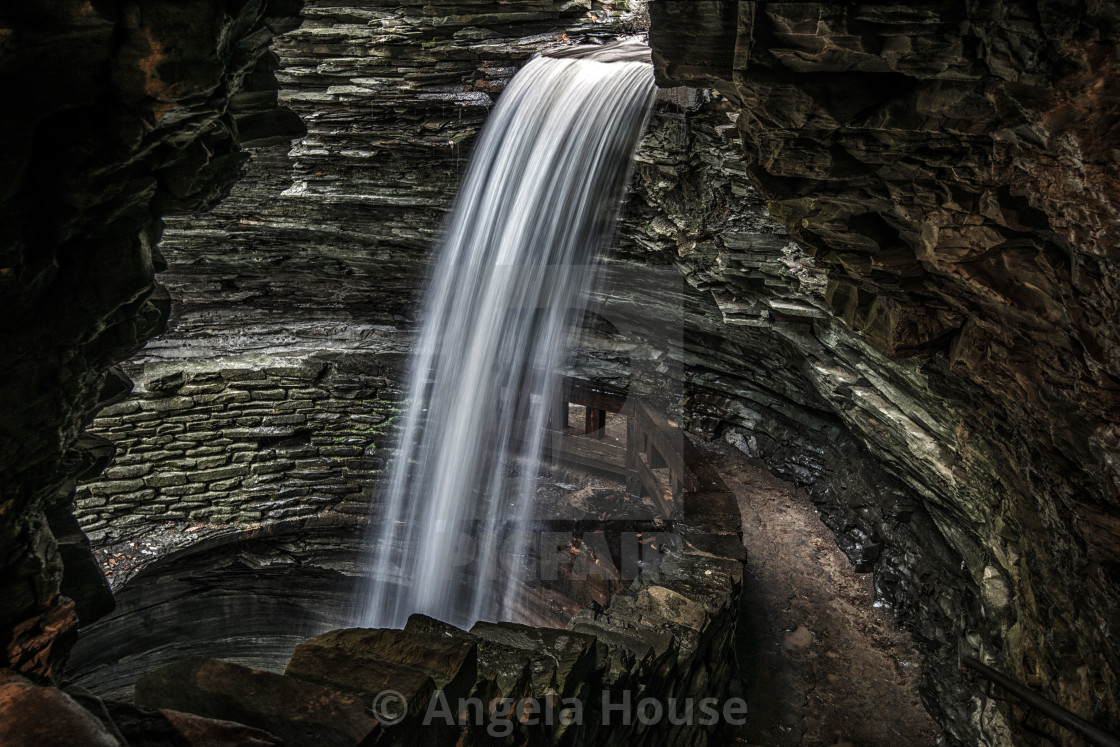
<box><xmin>353</xmin><ymin>41</ymin><xmax>656</xmax><ymax>630</ymax></box>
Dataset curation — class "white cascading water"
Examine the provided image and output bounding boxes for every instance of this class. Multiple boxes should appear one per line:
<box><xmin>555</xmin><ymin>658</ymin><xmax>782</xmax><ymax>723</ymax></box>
<box><xmin>353</xmin><ymin>41</ymin><xmax>656</xmax><ymax>630</ymax></box>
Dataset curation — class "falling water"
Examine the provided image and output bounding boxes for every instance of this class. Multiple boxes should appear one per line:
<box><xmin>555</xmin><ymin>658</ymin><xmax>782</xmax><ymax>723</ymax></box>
<box><xmin>353</xmin><ymin>41</ymin><xmax>656</xmax><ymax>630</ymax></box>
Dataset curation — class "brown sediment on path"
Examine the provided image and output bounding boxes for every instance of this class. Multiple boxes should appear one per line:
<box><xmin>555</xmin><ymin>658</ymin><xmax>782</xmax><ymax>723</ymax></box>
<box><xmin>705</xmin><ymin>439</ymin><xmax>940</xmax><ymax>747</ymax></box>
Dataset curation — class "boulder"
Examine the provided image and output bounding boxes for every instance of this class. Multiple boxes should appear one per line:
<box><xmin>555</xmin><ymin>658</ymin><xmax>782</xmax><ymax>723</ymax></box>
<box><xmin>286</xmin><ymin>627</ymin><xmax>476</xmax><ymax>705</ymax></box>
<box><xmin>134</xmin><ymin>657</ymin><xmax>379</xmax><ymax>747</ymax></box>
<box><xmin>0</xmin><ymin>671</ymin><xmax>120</xmax><ymax>747</ymax></box>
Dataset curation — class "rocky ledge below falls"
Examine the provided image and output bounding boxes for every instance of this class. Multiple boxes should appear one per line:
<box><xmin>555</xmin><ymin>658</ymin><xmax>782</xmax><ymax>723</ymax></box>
<box><xmin>11</xmin><ymin>470</ymin><xmax>747</xmax><ymax>747</ymax></box>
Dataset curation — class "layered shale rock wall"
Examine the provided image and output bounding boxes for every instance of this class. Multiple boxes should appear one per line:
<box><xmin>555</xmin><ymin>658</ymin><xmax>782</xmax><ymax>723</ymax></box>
<box><xmin>9</xmin><ymin>0</ymin><xmax>1118</xmax><ymax>744</ymax></box>
<box><xmin>0</xmin><ymin>0</ymin><xmax>303</xmax><ymax>681</ymax></box>
<box><xmin>619</xmin><ymin>95</ymin><xmax>996</xmax><ymax>743</ymax></box>
<box><xmin>648</xmin><ymin>1</ymin><xmax>1120</xmax><ymax>743</ymax></box>
<box><xmin>74</xmin><ymin>355</ymin><xmax>398</xmax><ymax>544</ymax></box>
<box><xmin>154</xmin><ymin>0</ymin><xmax>649</xmax><ymax>346</ymax></box>
<box><xmin>71</xmin><ymin>0</ymin><xmax>653</xmax><ymax>593</ymax></box>
<box><xmin>72</xmin><ymin>0</ymin><xmax>654</xmax><ymax>582</ymax></box>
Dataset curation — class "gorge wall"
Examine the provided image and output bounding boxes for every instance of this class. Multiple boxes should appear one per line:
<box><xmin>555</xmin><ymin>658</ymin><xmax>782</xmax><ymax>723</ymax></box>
<box><xmin>0</xmin><ymin>0</ymin><xmax>303</xmax><ymax>683</ymax></box>
<box><xmin>76</xmin><ymin>355</ymin><xmax>395</xmax><ymax>545</ymax></box>
<box><xmin>1</xmin><ymin>1</ymin><xmax>1118</xmax><ymax>746</ymax></box>
<box><xmin>66</xmin><ymin>1</ymin><xmax>1120</xmax><ymax>743</ymax></box>
<box><xmin>647</xmin><ymin>0</ymin><xmax>1120</xmax><ymax>742</ymax></box>
<box><xmin>71</xmin><ymin>0</ymin><xmax>654</xmax><ymax>606</ymax></box>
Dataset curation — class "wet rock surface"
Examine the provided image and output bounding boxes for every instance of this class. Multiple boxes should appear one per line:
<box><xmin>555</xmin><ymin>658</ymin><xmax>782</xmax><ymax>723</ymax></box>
<box><xmin>1</xmin><ymin>1</ymin><xmax>1116</xmax><ymax>745</ymax></box>
<box><xmin>645</xmin><ymin>2</ymin><xmax>1120</xmax><ymax>742</ymax></box>
<box><xmin>125</xmin><ymin>479</ymin><xmax>746</xmax><ymax>747</ymax></box>
<box><xmin>0</xmin><ymin>0</ymin><xmax>304</xmax><ymax>681</ymax></box>
<box><xmin>152</xmin><ymin>0</ymin><xmax>649</xmax><ymax>350</ymax></box>
<box><xmin>65</xmin><ymin>486</ymin><xmax>657</xmax><ymax>702</ymax></box>
<box><xmin>67</xmin><ymin>517</ymin><xmax>365</xmax><ymax>700</ymax></box>
<box><xmin>618</xmin><ymin>88</ymin><xmax>993</xmax><ymax>744</ymax></box>
<box><xmin>136</xmin><ymin>657</ymin><xmax>379</xmax><ymax>747</ymax></box>
<box><xmin>75</xmin><ymin>353</ymin><xmax>402</xmax><ymax>545</ymax></box>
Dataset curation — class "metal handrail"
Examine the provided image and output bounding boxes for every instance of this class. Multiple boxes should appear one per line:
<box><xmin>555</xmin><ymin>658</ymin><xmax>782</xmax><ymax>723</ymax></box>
<box><xmin>960</xmin><ymin>655</ymin><xmax>1120</xmax><ymax>747</ymax></box>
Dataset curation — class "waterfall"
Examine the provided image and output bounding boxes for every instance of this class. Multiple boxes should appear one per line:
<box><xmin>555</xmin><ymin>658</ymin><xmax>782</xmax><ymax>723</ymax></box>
<box><xmin>353</xmin><ymin>41</ymin><xmax>656</xmax><ymax>630</ymax></box>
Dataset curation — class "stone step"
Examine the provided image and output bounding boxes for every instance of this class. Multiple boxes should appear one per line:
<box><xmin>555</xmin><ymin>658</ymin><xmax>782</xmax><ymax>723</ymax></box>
<box><xmin>285</xmin><ymin>627</ymin><xmax>476</xmax><ymax>705</ymax></box>
<box><xmin>133</xmin><ymin>657</ymin><xmax>380</xmax><ymax>747</ymax></box>
<box><xmin>284</xmin><ymin>643</ymin><xmax>436</xmax><ymax>720</ymax></box>
<box><xmin>403</xmin><ymin>614</ymin><xmax>533</xmax><ymax>702</ymax></box>
<box><xmin>468</xmin><ymin>621</ymin><xmax>603</xmax><ymax>700</ymax></box>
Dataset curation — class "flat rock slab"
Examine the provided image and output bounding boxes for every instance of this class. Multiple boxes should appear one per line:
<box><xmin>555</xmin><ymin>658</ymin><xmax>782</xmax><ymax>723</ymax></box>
<box><xmin>566</xmin><ymin>611</ymin><xmax>668</xmax><ymax>661</ymax></box>
<box><xmin>133</xmin><ymin>657</ymin><xmax>379</xmax><ymax>747</ymax></box>
<box><xmin>678</xmin><ymin>526</ymin><xmax>747</xmax><ymax>563</ymax></box>
<box><xmin>469</xmin><ymin>622</ymin><xmax>602</xmax><ymax>699</ymax></box>
<box><xmin>290</xmin><ymin>627</ymin><xmax>476</xmax><ymax>703</ymax></box>
<box><xmin>636</xmin><ymin>585</ymin><xmax>709</xmax><ymax>631</ymax></box>
<box><xmin>403</xmin><ymin>614</ymin><xmax>532</xmax><ymax>701</ymax></box>
<box><xmin>285</xmin><ymin>643</ymin><xmax>436</xmax><ymax>718</ymax></box>
<box><xmin>564</xmin><ymin>612</ymin><xmax>666</xmax><ymax>687</ymax></box>
<box><xmin>653</xmin><ymin>550</ymin><xmax>745</xmax><ymax>598</ymax></box>
<box><xmin>596</xmin><ymin>587</ymin><xmax>700</xmax><ymax>661</ymax></box>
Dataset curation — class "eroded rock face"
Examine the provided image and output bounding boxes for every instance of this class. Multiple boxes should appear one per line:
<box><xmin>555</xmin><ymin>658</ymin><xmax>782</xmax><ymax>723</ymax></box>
<box><xmin>621</xmin><ymin>96</ymin><xmax>993</xmax><ymax>743</ymax></box>
<box><xmin>0</xmin><ymin>0</ymin><xmax>303</xmax><ymax>679</ymax></box>
<box><xmin>67</xmin><ymin>518</ymin><xmax>365</xmax><ymax>700</ymax></box>
<box><xmin>31</xmin><ymin>0</ymin><xmax>1118</xmax><ymax>743</ymax></box>
<box><xmin>153</xmin><ymin>0</ymin><xmax>649</xmax><ymax>344</ymax></box>
<box><xmin>67</xmin><ymin>0</ymin><xmax>652</xmax><ymax>550</ymax></box>
<box><xmin>67</xmin><ymin>0</ymin><xmax>659</xmax><ymax>656</ymax></box>
<box><xmin>648</xmin><ymin>0</ymin><xmax>1120</xmax><ymax>741</ymax></box>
